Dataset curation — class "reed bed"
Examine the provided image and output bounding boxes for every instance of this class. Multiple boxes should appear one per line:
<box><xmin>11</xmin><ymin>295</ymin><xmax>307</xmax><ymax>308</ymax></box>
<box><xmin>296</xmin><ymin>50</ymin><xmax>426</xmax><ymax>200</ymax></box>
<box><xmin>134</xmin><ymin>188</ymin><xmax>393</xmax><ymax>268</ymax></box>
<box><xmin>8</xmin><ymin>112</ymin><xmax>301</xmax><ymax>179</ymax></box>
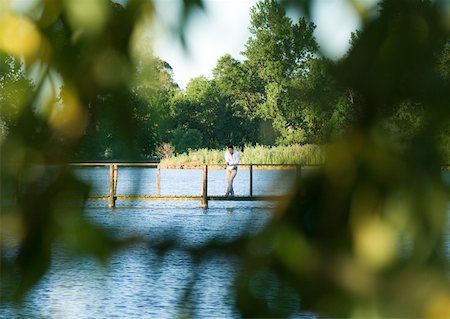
<box><xmin>161</xmin><ymin>144</ymin><xmax>326</xmax><ymax>165</ymax></box>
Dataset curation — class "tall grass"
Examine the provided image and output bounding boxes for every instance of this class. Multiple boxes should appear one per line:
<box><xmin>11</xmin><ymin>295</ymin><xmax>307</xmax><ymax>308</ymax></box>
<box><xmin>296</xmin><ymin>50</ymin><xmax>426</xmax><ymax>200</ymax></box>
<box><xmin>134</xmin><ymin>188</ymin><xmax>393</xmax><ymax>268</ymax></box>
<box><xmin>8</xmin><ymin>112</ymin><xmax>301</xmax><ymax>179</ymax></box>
<box><xmin>161</xmin><ymin>144</ymin><xmax>326</xmax><ymax>165</ymax></box>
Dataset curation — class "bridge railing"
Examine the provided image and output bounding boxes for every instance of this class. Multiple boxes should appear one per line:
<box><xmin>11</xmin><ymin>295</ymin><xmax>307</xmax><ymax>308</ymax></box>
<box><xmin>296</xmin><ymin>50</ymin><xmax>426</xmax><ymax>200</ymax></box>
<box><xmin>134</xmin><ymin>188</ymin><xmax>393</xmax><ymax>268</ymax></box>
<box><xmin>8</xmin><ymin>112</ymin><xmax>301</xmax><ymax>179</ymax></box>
<box><xmin>69</xmin><ymin>163</ymin><xmax>320</xmax><ymax>208</ymax></box>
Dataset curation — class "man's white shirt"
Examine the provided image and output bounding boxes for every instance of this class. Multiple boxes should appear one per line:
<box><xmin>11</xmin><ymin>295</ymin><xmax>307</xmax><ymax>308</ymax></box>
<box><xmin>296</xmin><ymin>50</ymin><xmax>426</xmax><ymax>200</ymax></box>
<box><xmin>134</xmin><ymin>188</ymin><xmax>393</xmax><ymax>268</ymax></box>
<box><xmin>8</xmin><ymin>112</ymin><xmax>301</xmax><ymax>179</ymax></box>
<box><xmin>225</xmin><ymin>150</ymin><xmax>240</xmax><ymax>170</ymax></box>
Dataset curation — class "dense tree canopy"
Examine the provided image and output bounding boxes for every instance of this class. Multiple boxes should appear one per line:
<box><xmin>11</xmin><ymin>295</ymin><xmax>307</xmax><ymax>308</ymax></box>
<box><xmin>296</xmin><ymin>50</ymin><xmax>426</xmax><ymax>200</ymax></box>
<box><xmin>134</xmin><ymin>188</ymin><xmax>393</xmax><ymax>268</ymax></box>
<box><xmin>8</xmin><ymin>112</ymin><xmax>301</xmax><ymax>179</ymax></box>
<box><xmin>5</xmin><ymin>0</ymin><xmax>434</xmax><ymax>159</ymax></box>
<box><xmin>1</xmin><ymin>0</ymin><xmax>447</xmax><ymax>158</ymax></box>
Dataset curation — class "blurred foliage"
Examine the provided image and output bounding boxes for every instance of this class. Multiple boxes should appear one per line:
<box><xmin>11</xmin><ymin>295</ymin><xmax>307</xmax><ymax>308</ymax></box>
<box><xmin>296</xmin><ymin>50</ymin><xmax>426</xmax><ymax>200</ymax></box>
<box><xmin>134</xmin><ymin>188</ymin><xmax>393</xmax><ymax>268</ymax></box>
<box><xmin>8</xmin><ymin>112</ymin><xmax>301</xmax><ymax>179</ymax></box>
<box><xmin>228</xmin><ymin>0</ymin><xmax>450</xmax><ymax>318</ymax></box>
<box><xmin>0</xmin><ymin>0</ymin><xmax>197</xmax><ymax>303</ymax></box>
<box><xmin>1</xmin><ymin>0</ymin><xmax>450</xmax><ymax>318</ymax></box>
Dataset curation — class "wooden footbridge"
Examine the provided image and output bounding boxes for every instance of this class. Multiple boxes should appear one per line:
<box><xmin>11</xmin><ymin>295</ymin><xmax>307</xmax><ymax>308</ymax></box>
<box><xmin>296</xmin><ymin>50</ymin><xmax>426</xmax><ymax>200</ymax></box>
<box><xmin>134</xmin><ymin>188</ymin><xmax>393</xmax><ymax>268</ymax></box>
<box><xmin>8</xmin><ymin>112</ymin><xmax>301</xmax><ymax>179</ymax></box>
<box><xmin>70</xmin><ymin>163</ymin><xmax>309</xmax><ymax>208</ymax></box>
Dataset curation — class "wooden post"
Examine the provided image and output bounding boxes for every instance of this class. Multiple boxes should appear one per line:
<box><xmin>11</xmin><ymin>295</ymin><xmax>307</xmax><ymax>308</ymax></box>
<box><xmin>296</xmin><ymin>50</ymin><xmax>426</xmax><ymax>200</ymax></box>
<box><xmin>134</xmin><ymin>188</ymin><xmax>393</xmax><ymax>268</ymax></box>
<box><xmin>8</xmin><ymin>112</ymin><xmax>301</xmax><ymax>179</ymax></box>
<box><xmin>156</xmin><ymin>165</ymin><xmax>161</xmax><ymax>196</ymax></box>
<box><xmin>109</xmin><ymin>164</ymin><xmax>116</xmax><ymax>208</ymax></box>
<box><xmin>113</xmin><ymin>164</ymin><xmax>118</xmax><ymax>194</ymax></box>
<box><xmin>249</xmin><ymin>164</ymin><xmax>253</xmax><ymax>197</ymax></box>
<box><xmin>201</xmin><ymin>164</ymin><xmax>208</xmax><ymax>208</ymax></box>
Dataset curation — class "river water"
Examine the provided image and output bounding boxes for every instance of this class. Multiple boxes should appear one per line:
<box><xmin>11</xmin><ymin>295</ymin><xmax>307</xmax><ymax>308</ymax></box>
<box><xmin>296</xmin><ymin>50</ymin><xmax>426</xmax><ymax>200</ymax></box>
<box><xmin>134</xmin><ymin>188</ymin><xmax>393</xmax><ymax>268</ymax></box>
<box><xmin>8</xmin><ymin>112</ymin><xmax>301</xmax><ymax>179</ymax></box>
<box><xmin>1</xmin><ymin>167</ymin><xmax>449</xmax><ymax>319</ymax></box>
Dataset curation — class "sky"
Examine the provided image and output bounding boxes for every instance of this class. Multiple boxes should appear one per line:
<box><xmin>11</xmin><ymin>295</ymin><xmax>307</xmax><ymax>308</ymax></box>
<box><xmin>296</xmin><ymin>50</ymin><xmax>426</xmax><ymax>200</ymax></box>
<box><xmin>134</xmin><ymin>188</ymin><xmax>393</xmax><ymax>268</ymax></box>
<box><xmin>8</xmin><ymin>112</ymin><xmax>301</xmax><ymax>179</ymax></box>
<box><xmin>152</xmin><ymin>0</ymin><xmax>378</xmax><ymax>89</ymax></box>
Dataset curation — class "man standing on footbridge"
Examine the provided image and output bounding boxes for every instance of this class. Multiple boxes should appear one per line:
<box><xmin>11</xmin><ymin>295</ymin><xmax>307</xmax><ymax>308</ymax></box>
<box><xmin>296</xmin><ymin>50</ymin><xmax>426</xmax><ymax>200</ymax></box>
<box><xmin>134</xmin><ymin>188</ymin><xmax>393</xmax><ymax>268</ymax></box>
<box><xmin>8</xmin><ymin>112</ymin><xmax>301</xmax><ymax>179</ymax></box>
<box><xmin>225</xmin><ymin>145</ymin><xmax>240</xmax><ymax>196</ymax></box>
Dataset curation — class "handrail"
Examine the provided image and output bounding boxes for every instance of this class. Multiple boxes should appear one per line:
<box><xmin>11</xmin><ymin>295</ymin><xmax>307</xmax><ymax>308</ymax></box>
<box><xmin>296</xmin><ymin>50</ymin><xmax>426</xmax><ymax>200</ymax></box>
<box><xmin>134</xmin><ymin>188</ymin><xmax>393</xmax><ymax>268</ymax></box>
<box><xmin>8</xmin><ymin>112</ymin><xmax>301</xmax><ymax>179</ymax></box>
<box><xmin>69</xmin><ymin>162</ymin><xmax>322</xmax><ymax>168</ymax></box>
<box><xmin>70</xmin><ymin>163</ymin><xmax>310</xmax><ymax>208</ymax></box>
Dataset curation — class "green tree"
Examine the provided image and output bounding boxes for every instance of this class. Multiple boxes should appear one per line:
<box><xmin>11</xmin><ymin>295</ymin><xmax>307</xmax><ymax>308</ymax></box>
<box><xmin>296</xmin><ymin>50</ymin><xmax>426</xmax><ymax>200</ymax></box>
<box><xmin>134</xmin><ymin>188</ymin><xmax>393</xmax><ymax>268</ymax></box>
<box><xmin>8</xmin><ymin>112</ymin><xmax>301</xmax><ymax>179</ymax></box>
<box><xmin>243</xmin><ymin>0</ymin><xmax>323</xmax><ymax>144</ymax></box>
<box><xmin>245</xmin><ymin>0</ymin><xmax>318</xmax><ymax>81</ymax></box>
<box><xmin>172</xmin><ymin>127</ymin><xmax>203</xmax><ymax>154</ymax></box>
<box><xmin>76</xmin><ymin>55</ymin><xmax>179</xmax><ymax>160</ymax></box>
<box><xmin>213</xmin><ymin>54</ymin><xmax>264</xmax><ymax>117</ymax></box>
<box><xmin>213</xmin><ymin>54</ymin><xmax>273</xmax><ymax>145</ymax></box>
<box><xmin>132</xmin><ymin>57</ymin><xmax>179</xmax><ymax>157</ymax></box>
<box><xmin>171</xmin><ymin>76</ymin><xmax>217</xmax><ymax>148</ymax></box>
<box><xmin>171</xmin><ymin>73</ymin><xmax>266</xmax><ymax>150</ymax></box>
